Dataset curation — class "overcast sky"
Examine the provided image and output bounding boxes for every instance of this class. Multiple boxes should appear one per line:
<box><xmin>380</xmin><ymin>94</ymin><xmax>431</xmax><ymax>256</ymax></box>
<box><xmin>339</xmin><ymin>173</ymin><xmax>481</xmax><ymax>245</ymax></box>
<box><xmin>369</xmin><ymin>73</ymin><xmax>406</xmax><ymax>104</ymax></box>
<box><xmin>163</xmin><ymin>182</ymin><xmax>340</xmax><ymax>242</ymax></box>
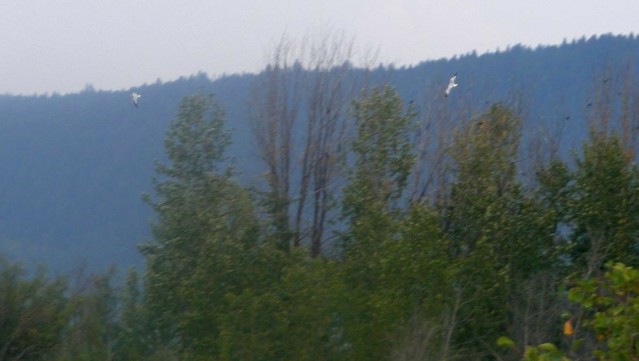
<box><xmin>1</xmin><ymin>0</ymin><xmax>638</xmax><ymax>95</ymax></box>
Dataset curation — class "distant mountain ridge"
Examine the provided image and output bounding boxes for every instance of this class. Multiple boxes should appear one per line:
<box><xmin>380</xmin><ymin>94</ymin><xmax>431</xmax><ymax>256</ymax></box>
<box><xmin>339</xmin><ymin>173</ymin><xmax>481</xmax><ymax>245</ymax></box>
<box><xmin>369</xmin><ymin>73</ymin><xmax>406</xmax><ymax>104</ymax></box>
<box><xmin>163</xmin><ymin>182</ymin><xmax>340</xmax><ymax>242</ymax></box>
<box><xmin>1</xmin><ymin>33</ymin><xmax>637</xmax><ymax>274</ymax></box>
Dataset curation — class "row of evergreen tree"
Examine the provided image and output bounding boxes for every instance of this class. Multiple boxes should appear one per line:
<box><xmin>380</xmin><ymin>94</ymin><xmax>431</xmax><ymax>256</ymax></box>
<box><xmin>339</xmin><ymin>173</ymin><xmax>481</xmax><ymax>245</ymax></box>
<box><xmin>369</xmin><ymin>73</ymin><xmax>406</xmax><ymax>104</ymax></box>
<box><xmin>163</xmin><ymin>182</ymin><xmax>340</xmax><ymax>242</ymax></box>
<box><xmin>2</xmin><ymin>79</ymin><xmax>638</xmax><ymax>359</ymax></box>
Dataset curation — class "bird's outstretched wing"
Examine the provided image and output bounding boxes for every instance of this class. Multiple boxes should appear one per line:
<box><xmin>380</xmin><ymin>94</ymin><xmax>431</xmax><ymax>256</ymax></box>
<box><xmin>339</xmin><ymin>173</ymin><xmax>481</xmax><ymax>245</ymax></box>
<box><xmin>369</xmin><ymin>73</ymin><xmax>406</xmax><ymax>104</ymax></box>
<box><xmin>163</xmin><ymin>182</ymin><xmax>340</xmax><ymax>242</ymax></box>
<box><xmin>131</xmin><ymin>93</ymin><xmax>141</xmax><ymax>107</ymax></box>
<box><xmin>444</xmin><ymin>74</ymin><xmax>458</xmax><ymax>97</ymax></box>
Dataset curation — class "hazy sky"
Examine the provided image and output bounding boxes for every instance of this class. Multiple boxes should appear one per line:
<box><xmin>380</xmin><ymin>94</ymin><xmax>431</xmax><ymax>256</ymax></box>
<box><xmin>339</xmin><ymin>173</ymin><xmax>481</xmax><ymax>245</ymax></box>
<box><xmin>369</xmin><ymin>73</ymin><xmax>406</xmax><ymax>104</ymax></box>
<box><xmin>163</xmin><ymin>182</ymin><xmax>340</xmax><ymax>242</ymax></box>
<box><xmin>1</xmin><ymin>1</ymin><xmax>638</xmax><ymax>95</ymax></box>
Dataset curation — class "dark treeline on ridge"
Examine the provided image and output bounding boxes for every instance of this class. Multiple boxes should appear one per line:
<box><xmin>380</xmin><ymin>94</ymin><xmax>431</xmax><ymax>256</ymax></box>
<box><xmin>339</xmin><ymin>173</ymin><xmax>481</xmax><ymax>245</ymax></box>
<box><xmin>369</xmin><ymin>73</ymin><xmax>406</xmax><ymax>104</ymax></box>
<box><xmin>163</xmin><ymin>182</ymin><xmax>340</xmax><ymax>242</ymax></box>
<box><xmin>1</xmin><ymin>33</ymin><xmax>639</xmax><ymax>360</ymax></box>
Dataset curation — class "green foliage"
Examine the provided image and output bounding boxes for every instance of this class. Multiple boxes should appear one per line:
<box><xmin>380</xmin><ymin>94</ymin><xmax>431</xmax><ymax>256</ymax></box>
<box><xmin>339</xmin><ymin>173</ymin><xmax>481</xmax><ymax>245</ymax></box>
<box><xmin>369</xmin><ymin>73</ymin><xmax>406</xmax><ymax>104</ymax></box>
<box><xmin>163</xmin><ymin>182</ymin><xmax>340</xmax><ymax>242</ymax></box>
<box><xmin>568</xmin><ymin>130</ymin><xmax>639</xmax><ymax>271</ymax></box>
<box><xmin>113</xmin><ymin>268</ymin><xmax>148</xmax><ymax>360</ymax></box>
<box><xmin>0</xmin><ymin>256</ymin><xmax>127</xmax><ymax>361</ymax></box>
<box><xmin>444</xmin><ymin>104</ymin><xmax>560</xmax><ymax>358</ymax></box>
<box><xmin>347</xmin><ymin>85</ymin><xmax>416</xmax><ymax>204</ymax></box>
<box><xmin>373</xmin><ymin>204</ymin><xmax>455</xmax><ymax>360</ymax></box>
<box><xmin>501</xmin><ymin>262</ymin><xmax>639</xmax><ymax>361</ymax></box>
<box><xmin>53</xmin><ymin>268</ymin><xmax>119</xmax><ymax>361</ymax></box>
<box><xmin>497</xmin><ymin>336</ymin><xmax>516</xmax><ymax>348</ymax></box>
<box><xmin>218</xmin><ymin>252</ymin><xmax>350</xmax><ymax>361</ymax></box>
<box><xmin>159</xmin><ymin>92</ymin><xmax>231</xmax><ymax>181</ymax></box>
<box><xmin>339</xmin><ymin>85</ymin><xmax>440</xmax><ymax>360</ymax></box>
<box><xmin>536</xmin><ymin>159</ymin><xmax>572</xmax><ymax>223</ymax></box>
<box><xmin>340</xmin><ymin>203</ymin><xmax>452</xmax><ymax>359</ymax></box>
<box><xmin>450</xmin><ymin>104</ymin><xmax>521</xmax><ymax>197</ymax></box>
<box><xmin>5</xmin><ymin>74</ymin><xmax>639</xmax><ymax>360</ymax></box>
<box><xmin>568</xmin><ymin>262</ymin><xmax>639</xmax><ymax>361</ymax></box>
<box><xmin>446</xmin><ymin>104</ymin><xmax>522</xmax><ymax>256</ymax></box>
<box><xmin>0</xmin><ymin>258</ymin><xmax>68</xmax><ymax>360</ymax></box>
<box><xmin>141</xmin><ymin>92</ymin><xmax>260</xmax><ymax>358</ymax></box>
<box><xmin>341</xmin><ymin>84</ymin><xmax>416</xmax><ymax>272</ymax></box>
<box><xmin>522</xmin><ymin>343</ymin><xmax>570</xmax><ymax>361</ymax></box>
<box><xmin>498</xmin><ymin>337</ymin><xmax>570</xmax><ymax>361</ymax></box>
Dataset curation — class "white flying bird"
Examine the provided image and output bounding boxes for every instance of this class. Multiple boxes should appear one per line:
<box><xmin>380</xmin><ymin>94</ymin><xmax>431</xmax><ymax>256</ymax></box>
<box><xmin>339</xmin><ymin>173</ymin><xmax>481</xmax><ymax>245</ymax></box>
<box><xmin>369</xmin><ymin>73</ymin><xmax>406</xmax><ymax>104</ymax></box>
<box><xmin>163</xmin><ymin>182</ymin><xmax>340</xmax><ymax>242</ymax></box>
<box><xmin>444</xmin><ymin>73</ymin><xmax>458</xmax><ymax>98</ymax></box>
<box><xmin>131</xmin><ymin>92</ymin><xmax>141</xmax><ymax>107</ymax></box>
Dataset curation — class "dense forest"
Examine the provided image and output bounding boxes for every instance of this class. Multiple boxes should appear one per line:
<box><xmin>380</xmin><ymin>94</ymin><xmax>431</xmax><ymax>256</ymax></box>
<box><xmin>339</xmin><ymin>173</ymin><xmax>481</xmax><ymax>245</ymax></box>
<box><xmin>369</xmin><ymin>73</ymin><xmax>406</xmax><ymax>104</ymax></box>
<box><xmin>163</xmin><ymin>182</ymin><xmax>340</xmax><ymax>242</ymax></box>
<box><xmin>1</xmin><ymin>33</ymin><xmax>639</xmax><ymax>360</ymax></box>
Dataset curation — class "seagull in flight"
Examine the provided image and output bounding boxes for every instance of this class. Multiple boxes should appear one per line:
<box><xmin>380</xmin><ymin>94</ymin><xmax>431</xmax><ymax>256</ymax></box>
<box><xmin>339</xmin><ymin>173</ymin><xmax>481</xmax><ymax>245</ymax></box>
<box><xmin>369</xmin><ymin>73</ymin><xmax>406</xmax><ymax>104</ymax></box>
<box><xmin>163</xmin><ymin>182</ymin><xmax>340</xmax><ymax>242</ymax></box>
<box><xmin>444</xmin><ymin>73</ymin><xmax>458</xmax><ymax>98</ymax></box>
<box><xmin>131</xmin><ymin>92</ymin><xmax>141</xmax><ymax>107</ymax></box>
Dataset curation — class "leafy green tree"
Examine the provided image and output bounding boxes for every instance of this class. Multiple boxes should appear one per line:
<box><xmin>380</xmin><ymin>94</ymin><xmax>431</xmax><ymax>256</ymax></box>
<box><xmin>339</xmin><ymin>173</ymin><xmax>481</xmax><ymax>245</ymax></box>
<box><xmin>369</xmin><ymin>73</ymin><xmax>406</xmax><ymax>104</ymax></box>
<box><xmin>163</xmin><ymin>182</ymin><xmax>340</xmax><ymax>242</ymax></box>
<box><xmin>341</xmin><ymin>85</ymin><xmax>415</xmax><ymax>265</ymax></box>
<box><xmin>55</xmin><ymin>269</ymin><xmax>119</xmax><ymax>361</ymax></box>
<box><xmin>568</xmin><ymin>262</ymin><xmax>639</xmax><ymax>360</ymax></box>
<box><xmin>113</xmin><ymin>267</ymin><xmax>148</xmax><ymax>360</ymax></box>
<box><xmin>445</xmin><ymin>104</ymin><xmax>522</xmax><ymax>260</ymax></box>
<box><xmin>141</xmin><ymin>92</ymin><xmax>260</xmax><ymax>358</ymax></box>
<box><xmin>383</xmin><ymin>204</ymin><xmax>459</xmax><ymax>361</ymax></box>
<box><xmin>500</xmin><ymin>262</ymin><xmax>639</xmax><ymax>361</ymax></box>
<box><xmin>339</xmin><ymin>85</ymin><xmax>422</xmax><ymax>359</ymax></box>
<box><xmin>218</xmin><ymin>250</ymin><xmax>350</xmax><ymax>361</ymax></box>
<box><xmin>0</xmin><ymin>258</ymin><xmax>68</xmax><ymax>360</ymax></box>
<box><xmin>444</xmin><ymin>104</ymin><xmax>559</xmax><ymax>358</ymax></box>
<box><xmin>568</xmin><ymin>130</ymin><xmax>639</xmax><ymax>275</ymax></box>
<box><xmin>537</xmin><ymin>129</ymin><xmax>639</xmax><ymax>276</ymax></box>
<box><xmin>535</xmin><ymin>159</ymin><xmax>572</xmax><ymax>241</ymax></box>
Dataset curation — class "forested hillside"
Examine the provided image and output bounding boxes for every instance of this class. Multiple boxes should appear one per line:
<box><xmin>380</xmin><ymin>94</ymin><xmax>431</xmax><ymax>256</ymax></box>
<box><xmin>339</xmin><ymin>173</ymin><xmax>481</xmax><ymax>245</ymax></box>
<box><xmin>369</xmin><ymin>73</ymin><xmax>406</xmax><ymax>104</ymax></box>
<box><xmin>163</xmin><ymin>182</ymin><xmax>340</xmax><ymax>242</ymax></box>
<box><xmin>1</xmin><ymin>34</ymin><xmax>637</xmax><ymax>273</ymax></box>
<box><xmin>0</xmin><ymin>73</ymin><xmax>255</xmax><ymax>272</ymax></box>
<box><xmin>1</xmin><ymin>33</ymin><xmax>639</xmax><ymax>360</ymax></box>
